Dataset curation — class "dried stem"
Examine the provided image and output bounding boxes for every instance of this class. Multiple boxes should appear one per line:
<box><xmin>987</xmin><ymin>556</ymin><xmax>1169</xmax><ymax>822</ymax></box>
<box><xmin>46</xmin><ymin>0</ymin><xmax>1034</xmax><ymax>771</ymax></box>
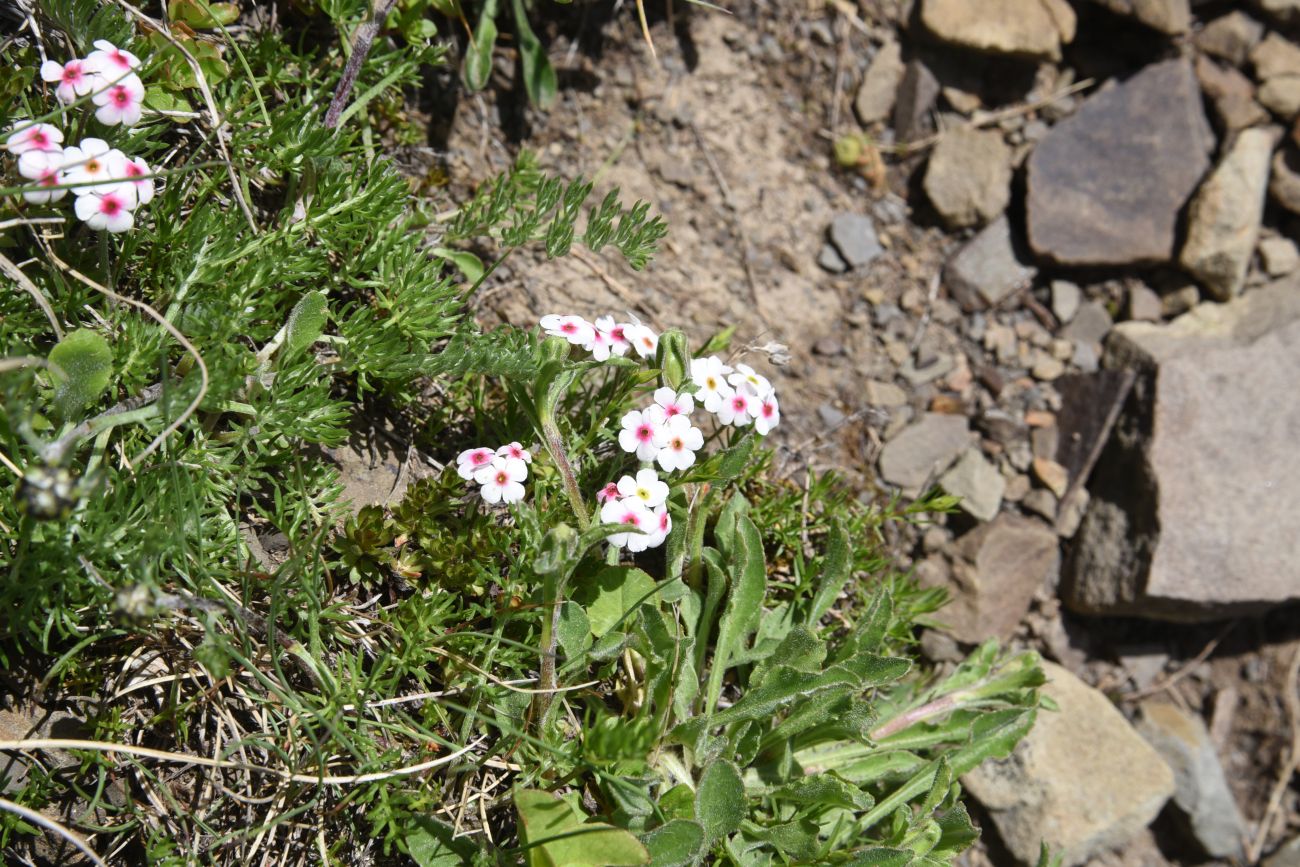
<box><xmin>324</xmin><ymin>0</ymin><xmax>400</xmax><ymax>129</ymax></box>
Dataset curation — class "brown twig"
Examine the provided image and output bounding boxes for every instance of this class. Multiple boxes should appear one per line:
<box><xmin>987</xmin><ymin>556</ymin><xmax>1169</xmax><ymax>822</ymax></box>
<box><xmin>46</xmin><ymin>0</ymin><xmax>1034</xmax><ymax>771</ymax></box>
<box><xmin>324</xmin><ymin>0</ymin><xmax>400</xmax><ymax>129</ymax></box>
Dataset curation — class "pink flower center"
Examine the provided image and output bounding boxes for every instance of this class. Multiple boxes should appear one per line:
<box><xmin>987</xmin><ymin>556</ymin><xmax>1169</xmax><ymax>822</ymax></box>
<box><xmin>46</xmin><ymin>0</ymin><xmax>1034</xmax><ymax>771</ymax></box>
<box><xmin>636</xmin><ymin>425</ymin><xmax>654</xmax><ymax>441</ymax></box>
<box><xmin>560</xmin><ymin>322</ymin><xmax>577</xmax><ymax>334</ymax></box>
<box><xmin>659</xmin><ymin>514</ymin><xmax>670</xmax><ymax>531</ymax></box>
<box><xmin>731</xmin><ymin>396</ymin><xmax>747</xmax><ymax>410</ymax></box>
<box><xmin>664</xmin><ymin>405</ymin><xmax>681</xmax><ymax>417</ymax></box>
<box><xmin>670</xmin><ymin>437</ymin><xmax>684</xmax><ymax>450</ymax></box>
<box><xmin>472</xmin><ymin>452</ymin><xmax>491</xmax><ymax>465</ymax></box>
<box><xmin>620</xmin><ymin>512</ymin><xmax>640</xmax><ymax>526</ymax></box>
<box><xmin>611</xmin><ymin>327</ymin><xmax>626</xmax><ymax>341</ymax></box>
<box><xmin>126</xmin><ymin>163</ymin><xmax>143</xmax><ymax>178</ymax></box>
<box><xmin>39</xmin><ymin>172</ymin><xmax>58</xmax><ymax>187</ymax></box>
<box><xmin>111</xmin><ymin>87</ymin><xmax>131</xmax><ymax>106</ymax></box>
<box><xmin>100</xmin><ymin>196</ymin><xmax>123</xmax><ymax>215</ymax></box>
<box><xmin>64</xmin><ymin>66</ymin><xmax>83</xmax><ymax>84</ymax></box>
<box><xmin>31</xmin><ymin>131</ymin><xmax>49</xmax><ymax>147</ymax></box>
<box><xmin>494</xmin><ymin>471</ymin><xmax>508</xmax><ymax>485</ymax></box>
<box><xmin>109</xmin><ymin>51</ymin><xmax>130</xmax><ymax>69</ymax></box>
<box><xmin>762</xmin><ymin>404</ymin><xmax>774</xmax><ymax>418</ymax></box>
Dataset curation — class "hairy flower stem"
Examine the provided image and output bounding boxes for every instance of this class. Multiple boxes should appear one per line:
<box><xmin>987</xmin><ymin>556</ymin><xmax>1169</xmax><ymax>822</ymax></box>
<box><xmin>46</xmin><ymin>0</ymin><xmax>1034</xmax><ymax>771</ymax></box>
<box><xmin>540</xmin><ymin>416</ymin><xmax>590</xmax><ymax>532</ymax></box>
<box><xmin>868</xmin><ymin>692</ymin><xmax>964</xmax><ymax>741</ymax></box>
<box><xmin>534</xmin><ymin>416</ymin><xmax>588</xmax><ymax>731</ymax></box>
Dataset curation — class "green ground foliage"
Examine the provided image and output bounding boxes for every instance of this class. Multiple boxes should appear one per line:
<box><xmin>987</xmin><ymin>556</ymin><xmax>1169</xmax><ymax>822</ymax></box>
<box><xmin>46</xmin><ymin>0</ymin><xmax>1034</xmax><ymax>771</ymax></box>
<box><xmin>0</xmin><ymin>2</ymin><xmax>1044</xmax><ymax>863</ymax></box>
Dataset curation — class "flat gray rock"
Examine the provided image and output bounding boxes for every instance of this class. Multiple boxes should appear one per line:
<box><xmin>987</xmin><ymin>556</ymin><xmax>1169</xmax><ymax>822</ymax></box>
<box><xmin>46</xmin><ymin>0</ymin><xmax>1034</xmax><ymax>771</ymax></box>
<box><xmin>944</xmin><ymin>215</ymin><xmax>1038</xmax><ymax>310</ymax></box>
<box><xmin>878</xmin><ymin>412</ymin><xmax>970</xmax><ymax>490</ymax></box>
<box><xmin>1137</xmin><ymin>701</ymin><xmax>1247</xmax><ymax>860</ymax></box>
<box><xmin>964</xmin><ymin>662</ymin><xmax>1175</xmax><ymax>866</ymax></box>
<box><xmin>827</xmin><ymin>213</ymin><xmax>882</xmax><ymax>268</ymax></box>
<box><xmin>1065</xmin><ymin>277</ymin><xmax>1300</xmax><ymax>619</ymax></box>
<box><xmin>924</xmin><ymin>127</ymin><xmax>1014</xmax><ymax>229</ymax></box>
<box><xmin>1026</xmin><ymin>59</ymin><xmax>1215</xmax><ymax>265</ymax></box>
<box><xmin>1180</xmin><ymin>126</ymin><xmax>1274</xmax><ymax>300</ymax></box>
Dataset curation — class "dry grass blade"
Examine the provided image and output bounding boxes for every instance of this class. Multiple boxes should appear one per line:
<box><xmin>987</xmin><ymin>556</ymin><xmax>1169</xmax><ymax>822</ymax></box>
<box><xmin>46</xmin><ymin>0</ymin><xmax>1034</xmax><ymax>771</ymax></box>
<box><xmin>0</xmin><ymin>796</ymin><xmax>107</xmax><ymax>867</ymax></box>
<box><xmin>0</xmin><ymin>737</ymin><xmax>483</xmax><ymax>785</ymax></box>
<box><xmin>0</xmin><ymin>250</ymin><xmax>64</xmax><ymax>340</ymax></box>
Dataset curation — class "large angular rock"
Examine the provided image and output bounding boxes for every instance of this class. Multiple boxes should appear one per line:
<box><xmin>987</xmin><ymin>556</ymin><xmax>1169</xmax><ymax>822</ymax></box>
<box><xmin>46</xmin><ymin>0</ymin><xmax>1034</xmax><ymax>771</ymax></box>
<box><xmin>1258</xmin><ymin>0</ymin><xmax>1300</xmax><ymax>25</ymax></box>
<box><xmin>1065</xmin><ymin>277</ymin><xmax>1300</xmax><ymax>620</ymax></box>
<box><xmin>1093</xmin><ymin>0</ymin><xmax>1190</xmax><ymax>34</ymax></box>
<box><xmin>964</xmin><ymin>662</ymin><xmax>1175</xmax><ymax>866</ymax></box>
<box><xmin>1026</xmin><ymin>59</ymin><xmax>1215</xmax><ymax>266</ymax></box>
<box><xmin>944</xmin><ymin>215</ymin><xmax>1038</xmax><ymax>310</ymax></box>
<box><xmin>893</xmin><ymin>59</ymin><xmax>941</xmax><ymax>142</ymax></box>
<box><xmin>1179</xmin><ymin>127</ymin><xmax>1275</xmax><ymax>300</ymax></box>
<box><xmin>924</xmin><ymin>127</ymin><xmax>1014</xmax><ymax>229</ymax></box>
<box><xmin>878</xmin><ymin>413</ymin><xmax>971</xmax><ymax>490</ymax></box>
<box><xmin>1137</xmin><ymin>702</ymin><xmax>1247</xmax><ymax>860</ymax></box>
<box><xmin>929</xmin><ymin>514</ymin><xmax>1059</xmax><ymax>642</ymax></box>
<box><xmin>855</xmin><ymin>39</ymin><xmax>904</xmax><ymax>125</ymax></box>
<box><xmin>919</xmin><ymin>0</ymin><xmax>1076</xmax><ymax>60</ymax></box>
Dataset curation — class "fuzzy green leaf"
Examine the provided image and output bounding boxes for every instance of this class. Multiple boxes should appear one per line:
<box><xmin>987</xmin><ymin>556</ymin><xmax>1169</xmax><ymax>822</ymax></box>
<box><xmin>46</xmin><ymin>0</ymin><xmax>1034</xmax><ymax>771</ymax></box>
<box><xmin>48</xmin><ymin>328</ymin><xmax>113</xmax><ymax>420</ymax></box>
<box><xmin>574</xmin><ymin>565</ymin><xmax>656</xmax><ymax>638</ymax></box>
<box><xmin>515</xmin><ymin>788</ymin><xmax>650</xmax><ymax>866</ymax></box>
<box><xmin>284</xmin><ymin>291</ymin><xmax>328</xmax><ymax>361</ymax></box>
<box><xmin>463</xmin><ymin>0</ymin><xmax>499</xmax><ymax>92</ymax></box>
<box><xmin>695</xmin><ymin>760</ymin><xmax>745</xmax><ymax>845</ymax></box>
<box><xmin>704</xmin><ymin>515</ymin><xmax>766</xmax><ymax>714</ymax></box>
<box><xmin>641</xmin><ymin>819</ymin><xmax>704</xmax><ymax>867</ymax></box>
<box><xmin>807</xmin><ymin>518</ymin><xmax>851</xmax><ymax>625</ymax></box>
<box><xmin>511</xmin><ymin>0</ymin><xmax>556</xmax><ymax>109</ymax></box>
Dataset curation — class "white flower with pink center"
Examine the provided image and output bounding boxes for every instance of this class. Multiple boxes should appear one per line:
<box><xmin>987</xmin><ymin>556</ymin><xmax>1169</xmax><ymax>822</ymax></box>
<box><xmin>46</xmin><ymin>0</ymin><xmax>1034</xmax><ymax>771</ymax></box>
<box><xmin>690</xmin><ymin>355</ymin><xmax>734</xmax><ymax>413</ymax></box>
<box><xmin>40</xmin><ymin>59</ymin><xmax>96</xmax><ymax>105</ymax></box>
<box><xmin>540</xmin><ymin>314</ymin><xmax>595</xmax><ymax>346</ymax></box>
<box><xmin>92</xmin><ymin>74</ymin><xmax>145</xmax><ymax>127</ymax></box>
<box><xmin>754</xmin><ymin>393</ymin><xmax>781</xmax><ymax>436</ymax></box>
<box><xmin>656</xmin><ymin>414</ymin><xmax>705</xmax><ymax>472</ymax></box>
<box><xmin>474</xmin><ymin>459</ymin><xmax>527</xmax><ymax>505</ymax></box>
<box><xmin>496</xmin><ymin>442</ymin><xmax>532</xmax><ymax>466</ymax></box>
<box><xmin>616</xmin><ymin>468</ymin><xmax>669</xmax><ymax>509</ymax></box>
<box><xmin>62</xmin><ymin>138</ymin><xmax>127</xmax><ymax>193</ymax></box>
<box><xmin>645</xmin><ymin>505</ymin><xmax>672</xmax><ymax>549</ymax></box>
<box><xmin>584</xmin><ymin>323</ymin><xmax>617</xmax><ymax>361</ymax></box>
<box><xmin>600</xmin><ymin>497</ymin><xmax>652</xmax><ymax>551</ymax></box>
<box><xmin>715</xmin><ymin>390</ymin><xmax>758</xmax><ymax>427</ymax></box>
<box><xmin>5</xmin><ymin>123</ymin><xmax>63</xmax><ymax>155</ymax></box>
<box><xmin>596</xmin><ymin>482</ymin><xmax>621</xmax><ymax>504</ymax></box>
<box><xmin>120</xmin><ymin>155</ymin><xmax>155</xmax><ymax>205</ymax></box>
<box><xmin>624</xmin><ymin>322</ymin><xmax>659</xmax><ymax>359</ymax></box>
<box><xmin>74</xmin><ymin>184</ymin><xmax>138</xmax><ymax>233</ymax></box>
<box><xmin>456</xmin><ymin>446</ymin><xmax>496</xmax><ymax>480</ymax></box>
<box><xmin>595</xmin><ymin>316</ymin><xmax>631</xmax><ymax>357</ymax></box>
<box><xmin>84</xmin><ymin>40</ymin><xmax>143</xmax><ymax>78</ymax></box>
<box><xmin>17</xmin><ymin>150</ymin><xmax>68</xmax><ymax>204</ymax></box>
<box><xmin>652</xmin><ymin>386</ymin><xmax>694</xmax><ymax>420</ymax></box>
<box><xmin>728</xmin><ymin>363</ymin><xmax>773</xmax><ymax>399</ymax></box>
<box><xmin>618</xmin><ymin>409</ymin><xmax>666</xmax><ymax>462</ymax></box>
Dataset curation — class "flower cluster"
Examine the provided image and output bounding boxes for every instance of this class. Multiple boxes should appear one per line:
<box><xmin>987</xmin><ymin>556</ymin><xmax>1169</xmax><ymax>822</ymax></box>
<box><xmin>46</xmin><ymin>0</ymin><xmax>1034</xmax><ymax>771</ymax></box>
<box><xmin>690</xmin><ymin>356</ymin><xmax>781</xmax><ymax>435</ymax></box>
<box><xmin>540</xmin><ymin>313</ymin><xmax>659</xmax><ymax>361</ymax></box>
<box><xmin>5</xmin><ymin>41</ymin><xmax>153</xmax><ymax>232</ymax></box>
<box><xmin>597</xmin><ymin>469</ymin><xmax>672</xmax><ymax>553</ymax></box>
<box><xmin>618</xmin><ymin>387</ymin><xmax>705</xmax><ymax>472</ymax></box>
<box><xmin>457</xmin><ymin>442</ymin><xmax>532</xmax><ymax>505</ymax></box>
